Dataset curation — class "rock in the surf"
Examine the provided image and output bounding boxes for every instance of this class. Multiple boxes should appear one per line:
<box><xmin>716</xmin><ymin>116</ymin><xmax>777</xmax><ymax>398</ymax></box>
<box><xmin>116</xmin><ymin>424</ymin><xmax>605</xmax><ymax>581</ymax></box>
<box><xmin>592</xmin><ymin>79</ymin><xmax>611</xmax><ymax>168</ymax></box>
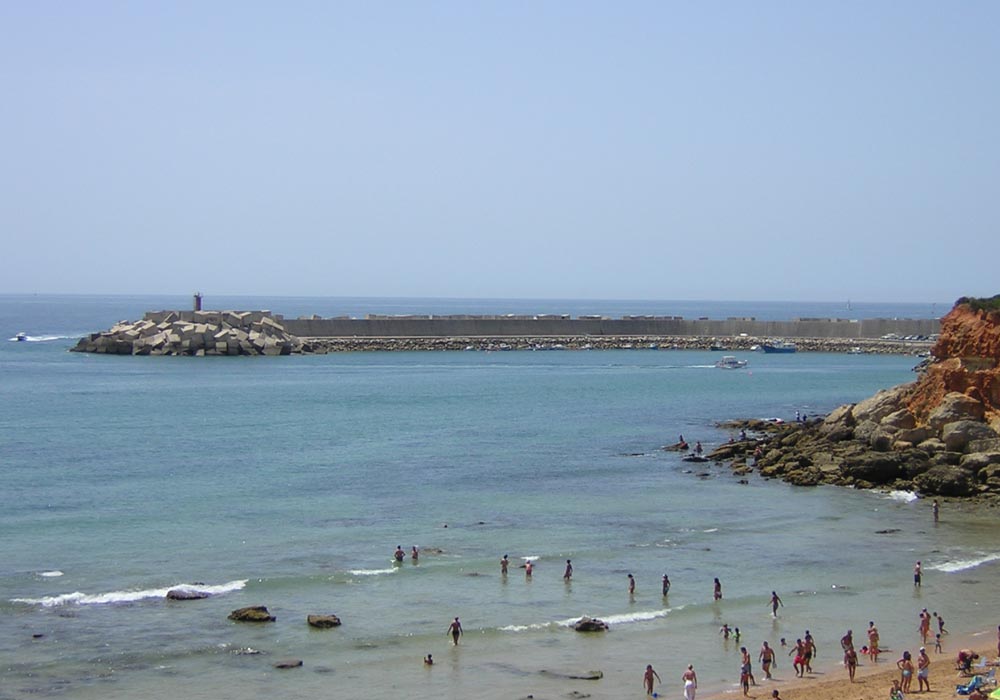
<box><xmin>274</xmin><ymin>659</ymin><xmax>303</xmax><ymax>669</ymax></box>
<box><xmin>307</xmin><ymin>614</ymin><xmax>342</xmax><ymax>628</ymax></box>
<box><xmin>166</xmin><ymin>588</ymin><xmax>210</xmax><ymax>601</ymax></box>
<box><xmin>570</xmin><ymin>616</ymin><xmax>609</xmax><ymax>632</ymax></box>
<box><xmin>228</xmin><ymin>606</ymin><xmax>276</xmax><ymax>622</ymax></box>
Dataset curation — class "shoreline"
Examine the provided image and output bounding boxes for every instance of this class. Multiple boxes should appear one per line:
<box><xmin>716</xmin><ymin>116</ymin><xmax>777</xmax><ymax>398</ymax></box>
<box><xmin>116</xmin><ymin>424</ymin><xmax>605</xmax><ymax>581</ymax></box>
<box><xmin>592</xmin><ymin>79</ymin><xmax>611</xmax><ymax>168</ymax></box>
<box><xmin>698</xmin><ymin>635</ymin><xmax>998</xmax><ymax>700</ymax></box>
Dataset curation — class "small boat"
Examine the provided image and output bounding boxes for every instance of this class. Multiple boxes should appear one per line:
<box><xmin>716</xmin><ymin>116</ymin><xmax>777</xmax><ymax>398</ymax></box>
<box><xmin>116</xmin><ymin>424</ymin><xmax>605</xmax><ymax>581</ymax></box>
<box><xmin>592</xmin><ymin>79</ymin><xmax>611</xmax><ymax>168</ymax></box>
<box><xmin>15</xmin><ymin>332</ymin><xmax>28</xmax><ymax>342</ymax></box>
<box><xmin>761</xmin><ymin>342</ymin><xmax>797</xmax><ymax>354</ymax></box>
<box><xmin>715</xmin><ymin>355</ymin><xmax>748</xmax><ymax>369</ymax></box>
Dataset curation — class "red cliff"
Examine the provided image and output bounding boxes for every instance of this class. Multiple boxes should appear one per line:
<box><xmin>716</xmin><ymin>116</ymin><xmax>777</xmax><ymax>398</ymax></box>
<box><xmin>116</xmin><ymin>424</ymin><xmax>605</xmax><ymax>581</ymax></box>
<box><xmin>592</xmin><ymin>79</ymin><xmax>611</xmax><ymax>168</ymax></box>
<box><xmin>907</xmin><ymin>302</ymin><xmax>1000</xmax><ymax>428</ymax></box>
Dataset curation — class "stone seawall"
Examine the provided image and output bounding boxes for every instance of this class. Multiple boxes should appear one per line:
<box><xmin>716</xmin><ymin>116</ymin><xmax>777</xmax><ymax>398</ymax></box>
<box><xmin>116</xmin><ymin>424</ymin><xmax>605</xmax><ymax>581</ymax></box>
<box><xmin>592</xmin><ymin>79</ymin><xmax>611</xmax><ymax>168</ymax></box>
<box><xmin>71</xmin><ymin>310</ymin><xmax>938</xmax><ymax>356</ymax></box>
<box><xmin>281</xmin><ymin>316</ymin><xmax>939</xmax><ymax>339</ymax></box>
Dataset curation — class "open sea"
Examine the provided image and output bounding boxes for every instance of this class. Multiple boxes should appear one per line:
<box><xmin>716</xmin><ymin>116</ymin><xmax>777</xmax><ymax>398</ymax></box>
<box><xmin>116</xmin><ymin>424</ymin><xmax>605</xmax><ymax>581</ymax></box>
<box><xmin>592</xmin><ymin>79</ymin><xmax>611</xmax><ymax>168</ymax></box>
<box><xmin>2</xmin><ymin>295</ymin><xmax>997</xmax><ymax>700</ymax></box>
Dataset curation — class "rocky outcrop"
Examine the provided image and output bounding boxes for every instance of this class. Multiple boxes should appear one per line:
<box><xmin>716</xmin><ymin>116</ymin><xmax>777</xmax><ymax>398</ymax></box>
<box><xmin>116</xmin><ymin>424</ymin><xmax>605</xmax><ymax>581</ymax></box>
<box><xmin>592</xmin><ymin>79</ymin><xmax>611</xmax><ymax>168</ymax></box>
<box><xmin>307</xmin><ymin>614</ymin><xmax>342</xmax><ymax>628</ymax></box>
<box><xmin>711</xmin><ymin>299</ymin><xmax>1000</xmax><ymax>500</ymax></box>
<box><xmin>228</xmin><ymin>606</ymin><xmax>276</xmax><ymax>622</ymax></box>
<box><xmin>72</xmin><ymin>311</ymin><xmax>303</xmax><ymax>356</ymax></box>
<box><xmin>571</xmin><ymin>616</ymin><xmax>609</xmax><ymax>632</ymax></box>
<box><xmin>166</xmin><ymin>588</ymin><xmax>211</xmax><ymax>601</ymax></box>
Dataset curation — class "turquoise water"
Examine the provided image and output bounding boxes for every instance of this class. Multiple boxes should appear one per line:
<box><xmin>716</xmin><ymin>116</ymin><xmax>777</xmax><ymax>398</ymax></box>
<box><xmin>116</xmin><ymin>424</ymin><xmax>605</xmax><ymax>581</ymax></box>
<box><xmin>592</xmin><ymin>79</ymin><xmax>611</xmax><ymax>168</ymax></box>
<box><xmin>1</xmin><ymin>296</ymin><xmax>996</xmax><ymax>700</ymax></box>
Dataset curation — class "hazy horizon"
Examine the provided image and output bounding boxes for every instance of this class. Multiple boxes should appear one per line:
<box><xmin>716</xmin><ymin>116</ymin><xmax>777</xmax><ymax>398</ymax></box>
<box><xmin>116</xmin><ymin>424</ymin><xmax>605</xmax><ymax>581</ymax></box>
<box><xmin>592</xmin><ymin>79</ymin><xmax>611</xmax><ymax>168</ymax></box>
<box><xmin>3</xmin><ymin>3</ymin><xmax>997</xmax><ymax>301</ymax></box>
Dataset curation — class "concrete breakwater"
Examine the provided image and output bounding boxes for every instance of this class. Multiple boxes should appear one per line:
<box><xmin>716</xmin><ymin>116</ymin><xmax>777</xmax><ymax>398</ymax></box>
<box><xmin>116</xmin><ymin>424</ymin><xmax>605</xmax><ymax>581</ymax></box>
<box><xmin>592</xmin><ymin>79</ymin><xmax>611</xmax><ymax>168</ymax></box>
<box><xmin>72</xmin><ymin>310</ymin><xmax>937</xmax><ymax>356</ymax></box>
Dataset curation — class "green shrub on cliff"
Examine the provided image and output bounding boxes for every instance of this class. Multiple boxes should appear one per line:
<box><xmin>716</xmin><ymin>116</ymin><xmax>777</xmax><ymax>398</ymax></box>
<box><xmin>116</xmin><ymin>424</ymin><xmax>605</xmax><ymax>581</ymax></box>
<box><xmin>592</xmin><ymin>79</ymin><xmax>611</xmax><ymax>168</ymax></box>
<box><xmin>956</xmin><ymin>295</ymin><xmax>1000</xmax><ymax>313</ymax></box>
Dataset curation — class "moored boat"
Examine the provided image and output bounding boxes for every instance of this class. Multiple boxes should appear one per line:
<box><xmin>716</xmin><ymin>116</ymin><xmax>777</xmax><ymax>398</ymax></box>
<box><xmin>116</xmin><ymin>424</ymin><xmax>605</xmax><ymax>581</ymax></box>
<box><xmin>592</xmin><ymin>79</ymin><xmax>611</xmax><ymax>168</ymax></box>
<box><xmin>761</xmin><ymin>342</ymin><xmax>797</xmax><ymax>353</ymax></box>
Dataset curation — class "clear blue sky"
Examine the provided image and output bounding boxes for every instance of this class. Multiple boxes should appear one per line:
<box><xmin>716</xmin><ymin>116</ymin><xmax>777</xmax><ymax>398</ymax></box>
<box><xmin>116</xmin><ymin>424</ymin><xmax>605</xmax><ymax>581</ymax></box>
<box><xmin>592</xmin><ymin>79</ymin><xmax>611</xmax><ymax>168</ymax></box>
<box><xmin>2</xmin><ymin>2</ymin><xmax>997</xmax><ymax>302</ymax></box>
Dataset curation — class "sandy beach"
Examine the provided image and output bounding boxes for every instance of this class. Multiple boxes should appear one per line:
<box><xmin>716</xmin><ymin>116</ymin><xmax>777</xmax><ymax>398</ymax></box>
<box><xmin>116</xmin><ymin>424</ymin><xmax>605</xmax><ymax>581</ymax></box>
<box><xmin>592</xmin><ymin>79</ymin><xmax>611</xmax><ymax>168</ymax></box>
<box><xmin>699</xmin><ymin>641</ymin><xmax>998</xmax><ymax>700</ymax></box>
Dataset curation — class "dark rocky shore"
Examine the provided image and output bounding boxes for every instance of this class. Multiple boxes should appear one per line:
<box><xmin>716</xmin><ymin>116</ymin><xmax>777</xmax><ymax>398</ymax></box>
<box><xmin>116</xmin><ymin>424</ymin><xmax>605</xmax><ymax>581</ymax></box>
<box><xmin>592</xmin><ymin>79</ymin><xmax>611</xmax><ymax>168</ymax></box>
<box><xmin>705</xmin><ymin>298</ymin><xmax>1000</xmax><ymax>502</ymax></box>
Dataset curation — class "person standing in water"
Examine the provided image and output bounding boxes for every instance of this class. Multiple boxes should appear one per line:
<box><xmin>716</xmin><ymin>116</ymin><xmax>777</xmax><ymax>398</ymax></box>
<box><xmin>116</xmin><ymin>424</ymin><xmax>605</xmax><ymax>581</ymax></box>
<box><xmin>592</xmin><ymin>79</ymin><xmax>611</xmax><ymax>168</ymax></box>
<box><xmin>769</xmin><ymin>591</ymin><xmax>783</xmax><ymax>617</ymax></box>
<box><xmin>714</xmin><ymin>577</ymin><xmax>722</xmax><ymax>600</ymax></box>
<box><xmin>394</xmin><ymin>545</ymin><xmax>405</xmax><ymax>563</ymax></box>
<box><xmin>682</xmin><ymin>665</ymin><xmax>697</xmax><ymax>700</ymax></box>
<box><xmin>411</xmin><ymin>546</ymin><xmax>419</xmax><ymax>562</ymax></box>
<box><xmin>932</xmin><ymin>499</ymin><xmax>939</xmax><ymax>522</ymax></box>
<box><xmin>628</xmin><ymin>573</ymin><xmax>636</xmax><ymax>595</ymax></box>
<box><xmin>500</xmin><ymin>554</ymin><xmax>509</xmax><ymax>575</ymax></box>
<box><xmin>447</xmin><ymin>617</ymin><xmax>463</xmax><ymax>645</ymax></box>
<box><xmin>914</xmin><ymin>560</ymin><xmax>922</xmax><ymax>587</ymax></box>
<box><xmin>643</xmin><ymin>664</ymin><xmax>661</xmax><ymax>695</ymax></box>
<box><xmin>662</xmin><ymin>574</ymin><xmax>670</xmax><ymax>596</ymax></box>
<box><xmin>524</xmin><ymin>560</ymin><xmax>533</xmax><ymax>578</ymax></box>
<box><xmin>563</xmin><ymin>559</ymin><xmax>573</xmax><ymax>581</ymax></box>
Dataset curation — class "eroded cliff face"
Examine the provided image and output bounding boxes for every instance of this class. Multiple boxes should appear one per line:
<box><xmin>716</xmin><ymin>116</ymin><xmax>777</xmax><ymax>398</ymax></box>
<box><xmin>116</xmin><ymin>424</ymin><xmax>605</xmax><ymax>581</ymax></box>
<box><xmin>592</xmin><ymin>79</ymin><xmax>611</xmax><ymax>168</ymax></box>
<box><xmin>908</xmin><ymin>304</ymin><xmax>1000</xmax><ymax>430</ymax></box>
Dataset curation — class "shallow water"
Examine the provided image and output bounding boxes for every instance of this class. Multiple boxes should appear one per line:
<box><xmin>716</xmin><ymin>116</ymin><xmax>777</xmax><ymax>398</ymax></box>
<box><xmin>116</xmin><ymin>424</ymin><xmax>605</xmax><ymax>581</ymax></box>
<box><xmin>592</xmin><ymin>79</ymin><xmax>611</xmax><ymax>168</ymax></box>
<box><xmin>1</xmin><ymin>295</ymin><xmax>996</xmax><ymax>700</ymax></box>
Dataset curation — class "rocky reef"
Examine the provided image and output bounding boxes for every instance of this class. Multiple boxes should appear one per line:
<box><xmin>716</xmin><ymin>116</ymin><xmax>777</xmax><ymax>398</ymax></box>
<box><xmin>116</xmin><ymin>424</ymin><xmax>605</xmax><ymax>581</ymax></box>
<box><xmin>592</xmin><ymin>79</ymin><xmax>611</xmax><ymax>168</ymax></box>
<box><xmin>710</xmin><ymin>298</ymin><xmax>1000</xmax><ymax>500</ymax></box>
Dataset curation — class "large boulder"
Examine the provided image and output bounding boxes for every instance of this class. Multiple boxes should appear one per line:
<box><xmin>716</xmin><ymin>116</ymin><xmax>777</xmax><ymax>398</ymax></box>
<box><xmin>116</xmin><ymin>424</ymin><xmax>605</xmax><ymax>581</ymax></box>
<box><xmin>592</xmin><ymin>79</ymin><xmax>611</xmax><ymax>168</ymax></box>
<box><xmin>960</xmin><ymin>452</ymin><xmax>1000</xmax><ymax>471</ymax></box>
<box><xmin>853</xmin><ymin>387</ymin><xmax>910</xmax><ymax>424</ymax></box>
<box><xmin>571</xmin><ymin>616</ymin><xmax>609</xmax><ymax>632</ymax></box>
<box><xmin>307</xmin><ymin>614</ymin><xmax>342</xmax><ymax>629</ymax></box>
<box><xmin>927</xmin><ymin>393</ymin><xmax>986</xmax><ymax>431</ymax></box>
<box><xmin>819</xmin><ymin>403</ymin><xmax>856</xmax><ymax>436</ymax></box>
<box><xmin>941</xmin><ymin>421</ymin><xmax>998</xmax><ymax>452</ymax></box>
<box><xmin>882</xmin><ymin>409</ymin><xmax>917</xmax><ymax>430</ymax></box>
<box><xmin>841</xmin><ymin>452</ymin><xmax>907</xmax><ymax>484</ymax></box>
<box><xmin>228</xmin><ymin>606</ymin><xmax>276</xmax><ymax>622</ymax></box>
<box><xmin>914</xmin><ymin>465</ymin><xmax>977</xmax><ymax>497</ymax></box>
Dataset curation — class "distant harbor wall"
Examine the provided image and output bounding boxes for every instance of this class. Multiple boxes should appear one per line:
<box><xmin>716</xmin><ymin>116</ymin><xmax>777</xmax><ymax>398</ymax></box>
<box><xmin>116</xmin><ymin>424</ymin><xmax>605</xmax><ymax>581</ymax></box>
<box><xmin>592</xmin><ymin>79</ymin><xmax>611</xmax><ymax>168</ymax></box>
<box><xmin>278</xmin><ymin>316</ymin><xmax>939</xmax><ymax>339</ymax></box>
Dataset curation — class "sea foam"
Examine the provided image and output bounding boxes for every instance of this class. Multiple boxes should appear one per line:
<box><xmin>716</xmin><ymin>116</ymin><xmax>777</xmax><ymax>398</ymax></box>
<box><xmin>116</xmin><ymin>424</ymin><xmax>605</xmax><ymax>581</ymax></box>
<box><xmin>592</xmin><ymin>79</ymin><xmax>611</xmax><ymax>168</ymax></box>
<box><xmin>927</xmin><ymin>552</ymin><xmax>1000</xmax><ymax>573</ymax></box>
<box><xmin>348</xmin><ymin>567</ymin><xmax>398</xmax><ymax>576</ymax></box>
<box><xmin>12</xmin><ymin>579</ymin><xmax>247</xmax><ymax>607</ymax></box>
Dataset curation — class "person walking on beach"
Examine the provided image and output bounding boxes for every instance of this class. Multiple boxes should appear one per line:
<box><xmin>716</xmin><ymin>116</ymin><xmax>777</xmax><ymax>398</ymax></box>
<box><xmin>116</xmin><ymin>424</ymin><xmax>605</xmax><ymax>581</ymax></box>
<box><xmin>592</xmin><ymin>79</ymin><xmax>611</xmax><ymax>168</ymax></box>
<box><xmin>845</xmin><ymin>644</ymin><xmax>858</xmax><ymax>682</ymax></box>
<box><xmin>662</xmin><ymin>574</ymin><xmax>670</xmax><ymax>596</ymax></box>
<box><xmin>739</xmin><ymin>648</ymin><xmax>752</xmax><ymax>696</ymax></box>
<box><xmin>682</xmin><ymin>664</ymin><xmax>697</xmax><ymax>700</ymax></box>
<box><xmin>790</xmin><ymin>639</ymin><xmax>806</xmax><ymax>677</ymax></box>
<box><xmin>501</xmin><ymin>554</ymin><xmax>509</xmax><ymax>575</ymax></box>
<box><xmin>897</xmin><ymin>650</ymin><xmax>914</xmax><ymax>693</ymax></box>
<box><xmin>917</xmin><ymin>646</ymin><xmax>930</xmax><ymax>692</ymax></box>
<box><xmin>563</xmin><ymin>559</ymin><xmax>573</xmax><ymax>581</ymax></box>
<box><xmin>933</xmin><ymin>612</ymin><xmax>946</xmax><ymax>635</ymax></box>
<box><xmin>740</xmin><ymin>646</ymin><xmax>756</xmax><ymax>688</ymax></box>
<box><xmin>759</xmin><ymin>641</ymin><xmax>776</xmax><ymax>679</ymax></box>
<box><xmin>769</xmin><ymin>591</ymin><xmax>783</xmax><ymax>617</ymax></box>
<box><xmin>713</xmin><ymin>577</ymin><xmax>722</xmax><ymax>600</ymax></box>
<box><xmin>913</xmin><ymin>560</ymin><xmax>922</xmax><ymax>587</ymax></box>
<box><xmin>934</xmin><ymin>633</ymin><xmax>942</xmax><ymax>654</ymax></box>
<box><xmin>447</xmin><ymin>617</ymin><xmax>463</xmax><ymax>645</ymax></box>
<box><xmin>643</xmin><ymin>664</ymin><xmax>661</xmax><ymax>695</ymax></box>
<box><xmin>803</xmin><ymin>630</ymin><xmax>817</xmax><ymax>673</ymax></box>
<box><xmin>627</xmin><ymin>573</ymin><xmax>636</xmax><ymax>595</ymax></box>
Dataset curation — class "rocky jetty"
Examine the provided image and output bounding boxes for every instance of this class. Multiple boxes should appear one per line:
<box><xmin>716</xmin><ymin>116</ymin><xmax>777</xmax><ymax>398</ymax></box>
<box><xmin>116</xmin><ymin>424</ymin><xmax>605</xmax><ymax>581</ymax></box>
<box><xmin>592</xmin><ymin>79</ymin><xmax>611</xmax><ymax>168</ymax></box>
<box><xmin>710</xmin><ymin>298</ymin><xmax>1000</xmax><ymax>500</ymax></box>
<box><xmin>72</xmin><ymin>311</ymin><xmax>302</xmax><ymax>356</ymax></box>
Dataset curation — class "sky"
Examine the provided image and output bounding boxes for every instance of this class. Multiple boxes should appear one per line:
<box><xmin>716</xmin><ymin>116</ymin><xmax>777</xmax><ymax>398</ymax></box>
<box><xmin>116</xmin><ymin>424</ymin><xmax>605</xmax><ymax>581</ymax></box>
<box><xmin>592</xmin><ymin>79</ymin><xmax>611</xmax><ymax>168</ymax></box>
<box><xmin>1</xmin><ymin>2</ymin><xmax>997</xmax><ymax>302</ymax></box>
